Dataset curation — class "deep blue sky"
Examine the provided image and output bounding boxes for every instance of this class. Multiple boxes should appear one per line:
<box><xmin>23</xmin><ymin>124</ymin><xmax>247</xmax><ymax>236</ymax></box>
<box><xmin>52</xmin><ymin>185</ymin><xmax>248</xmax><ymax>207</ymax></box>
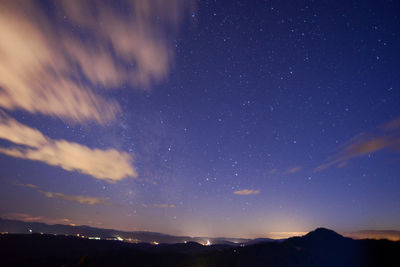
<box><xmin>0</xmin><ymin>0</ymin><xmax>399</xmax><ymax>238</ymax></box>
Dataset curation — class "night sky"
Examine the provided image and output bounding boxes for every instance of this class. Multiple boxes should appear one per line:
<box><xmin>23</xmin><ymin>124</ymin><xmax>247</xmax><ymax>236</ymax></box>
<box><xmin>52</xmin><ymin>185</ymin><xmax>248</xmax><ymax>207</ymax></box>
<box><xmin>0</xmin><ymin>0</ymin><xmax>399</xmax><ymax>239</ymax></box>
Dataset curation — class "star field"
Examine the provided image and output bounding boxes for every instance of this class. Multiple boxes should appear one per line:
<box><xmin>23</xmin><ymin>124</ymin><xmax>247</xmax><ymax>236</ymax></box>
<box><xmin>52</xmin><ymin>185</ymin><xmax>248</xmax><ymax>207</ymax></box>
<box><xmin>0</xmin><ymin>0</ymin><xmax>399</xmax><ymax>238</ymax></box>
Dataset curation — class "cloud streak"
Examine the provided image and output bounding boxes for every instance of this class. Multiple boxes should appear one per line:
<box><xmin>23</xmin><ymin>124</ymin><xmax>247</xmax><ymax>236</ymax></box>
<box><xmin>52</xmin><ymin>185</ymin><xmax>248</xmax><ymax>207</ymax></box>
<box><xmin>40</xmin><ymin>191</ymin><xmax>112</xmax><ymax>206</ymax></box>
<box><xmin>153</xmin><ymin>204</ymin><xmax>175</xmax><ymax>208</ymax></box>
<box><xmin>344</xmin><ymin>230</ymin><xmax>400</xmax><ymax>241</ymax></box>
<box><xmin>286</xmin><ymin>166</ymin><xmax>302</xmax><ymax>174</ymax></box>
<box><xmin>0</xmin><ymin>113</ymin><xmax>136</xmax><ymax>181</ymax></box>
<box><xmin>2</xmin><ymin>212</ymin><xmax>72</xmax><ymax>225</ymax></box>
<box><xmin>13</xmin><ymin>181</ymin><xmax>113</xmax><ymax>206</ymax></box>
<box><xmin>0</xmin><ymin>1</ymin><xmax>118</xmax><ymax>124</ymax></box>
<box><xmin>234</xmin><ymin>189</ymin><xmax>261</xmax><ymax>195</ymax></box>
<box><xmin>315</xmin><ymin>117</ymin><xmax>400</xmax><ymax>172</ymax></box>
<box><xmin>13</xmin><ymin>182</ymin><xmax>40</xmax><ymax>189</ymax></box>
<box><xmin>0</xmin><ymin>0</ymin><xmax>193</xmax><ymax>124</ymax></box>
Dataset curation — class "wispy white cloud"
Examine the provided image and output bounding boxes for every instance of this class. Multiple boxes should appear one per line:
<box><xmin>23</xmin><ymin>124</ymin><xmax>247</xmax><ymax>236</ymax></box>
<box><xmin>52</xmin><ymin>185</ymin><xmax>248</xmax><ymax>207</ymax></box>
<box><xmin>0</xmin><ymin>0</ymin><xmax>193</xmax><ymax>123</ymax></box>
<box><xmin>0</xmin><ymin>2</ymin><xmax>119</xmax><ymax>124</ymax></box>
<box><xmin>40</xmin><ymin>191</ymin><xmax>112</xmax><ymax>206</ymax></box>
<box><xmin>0</xmin><ymin>113</ymin><xmax>136</xmax><ymax>181</ymax></box>
<box><xmin>0</xmin><ymin>0</ymin><xmax>193</xmax><ymax>182</ymax></box>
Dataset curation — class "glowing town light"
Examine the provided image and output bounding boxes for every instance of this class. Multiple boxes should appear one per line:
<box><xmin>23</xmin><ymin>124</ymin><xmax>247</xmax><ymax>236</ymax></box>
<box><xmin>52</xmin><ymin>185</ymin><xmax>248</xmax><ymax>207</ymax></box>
<box><xmin>152</xmin><ymin>241</ymin><xmax>159</xmax><ymax>245</ymax></box>
<box><xmin>29</xmin><ymin>229</ymin><xmax>32</xmax><ymax>233</ymax></box>
<box><xmin>205</xmin><ymin>240</ymin><xmax>211</xmax><ymax>246</ymax></box>
<box><xmin>116</xmin><ymin>236</ymin><xmax>123</xmax><ymax>241</ymax></box>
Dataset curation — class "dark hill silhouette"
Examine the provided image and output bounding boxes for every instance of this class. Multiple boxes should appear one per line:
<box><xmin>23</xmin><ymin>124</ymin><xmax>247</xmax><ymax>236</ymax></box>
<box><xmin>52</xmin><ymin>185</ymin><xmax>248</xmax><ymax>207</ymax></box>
<box><xmin>1</xmin><ymin>227</ymin><xmax>399</xmax><ymax>266</ymax></box>
<box><xmin>286</xmin><ymin>227</ymin><xmax>353</xmax><ymax>249</ymax></box>
<box><xmin>304</xmin><ymin>227</ymin><xmax>345</xmax><ymax>240</ymax></box>
<box><xmin>0</xmin><ymin>217</ymin><xmax>253</xmax><ymax>245</ymax></box>
<box><xmin>283</xmin><ymin>228</ymin><xmax>359</xmax><ymax>266</ymax></box>
<box><xmin>244</xmin><ymin>237</ymin><xmax>280</xmax><ymax>245</ymax></box>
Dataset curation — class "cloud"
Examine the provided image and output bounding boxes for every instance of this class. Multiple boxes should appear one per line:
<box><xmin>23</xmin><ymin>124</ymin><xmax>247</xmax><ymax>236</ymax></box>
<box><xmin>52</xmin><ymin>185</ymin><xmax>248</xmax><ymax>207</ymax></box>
<box><xmin>0</xmin><ymin>0</ymin><xmax>193</xmax><ymax>124</ymax></box>
<box><xmin>13</xmin><ymin>182</ymin><xmax>39</xmax><ymax>189</ymax></box>
<box><xmin>384</xmin><ymin>117</ymin><xmax>400</xmax><ymax>131</ymax></box>
<box><xmin>153</xmin><ymin>204</ymin><xmax>175</xmax><ymax>208</ymax></box>
<box><xmin>0</xmin><ymin>113</ymin><xmax>136</xmax><ymax>182</ymax></box>
<box><xmin>234</xmin><ymin>189</ymin><xmax>261</xmax><ymax>195</ymax></box>
<box><xmin>268</xmin><ymin>168</ymin><xmax>278</xmax><ymax>174</ymax></box>
<box><xmin>286</xmin><ymin>166</ymin><xmax>302</xmax><ymax>174</ymax></box>
<box><xmin>2</xmin><ymin>212</ymin><xmax>71</xmax><ymax>225</ymax></box>
<box><xmin>344</xmin><ymin>230</ymin><xmax>400</xmax><ymax>241</ymax></box>
<box><xmin>345</xmin><ymin>137</ymin><xmax>395</xmax><ymax>156</ymax></box>
<box><xmin>3</xmin><ymin>213</ymin><xmax>44</xmax><ymax>222</ymax></box>
<box><xmin>39</xmin><ymin>191</ymin><xmax>112</xmax><ymax>206</ymax></box>
<box><xmin>12</xmin><ymin>181</ymin><xmax>113</xmax><ymax>206</ymax></box>
<box><xmin>0</xmin><ymin>2</ymin><xmax>118</xmax><ymax>124</ymax></box>
<box><xmin>315</xmin><ymin>117</ymin><xmax>400</xmax><ymax>172</ymax></box>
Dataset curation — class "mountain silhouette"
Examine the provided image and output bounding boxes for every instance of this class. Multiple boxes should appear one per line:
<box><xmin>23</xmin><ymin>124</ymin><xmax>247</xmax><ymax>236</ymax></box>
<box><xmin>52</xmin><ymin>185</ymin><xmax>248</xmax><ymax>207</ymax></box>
<box><xmin>0</xmin><ymin>222</ymin><xmax>399</xmax><ymax>266</ymax></box>
<box><xmin>287</xmin><ymin>227</ymin><xmax>350</xmax><ymax>247</ymax></box>
<box><xmin>0</xmin><ymin>217</ymin><xmax>254</xmax><ymax>245</ymax></box>
<box><xmin>304</xmin><ymin>227</ymin><xmax>344</xmax><ymax>239</ymax></box>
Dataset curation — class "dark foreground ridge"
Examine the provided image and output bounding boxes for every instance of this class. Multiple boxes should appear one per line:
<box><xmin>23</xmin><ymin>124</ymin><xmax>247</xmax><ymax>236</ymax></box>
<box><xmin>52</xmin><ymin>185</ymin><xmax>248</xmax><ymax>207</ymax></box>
<box><xmin>1</xmin><ymin>227</ymin><xmax>399</xmax><ymax>266</ymax></box>
<box><xmin>0</xmin><ymin>218</ymin><xmax>252</xmax><ymax>245</ymax></box>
